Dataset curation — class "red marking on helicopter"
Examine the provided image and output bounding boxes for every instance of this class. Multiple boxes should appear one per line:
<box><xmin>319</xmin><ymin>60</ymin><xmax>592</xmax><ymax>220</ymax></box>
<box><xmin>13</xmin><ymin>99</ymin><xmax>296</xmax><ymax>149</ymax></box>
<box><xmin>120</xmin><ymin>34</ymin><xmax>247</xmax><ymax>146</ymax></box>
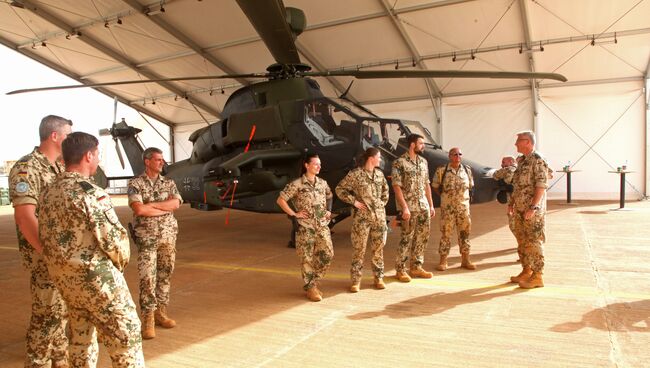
<box><xmin>226</xmin><ymin>125</ymin><xmax>257</xmax><ymax>225</ymax></box>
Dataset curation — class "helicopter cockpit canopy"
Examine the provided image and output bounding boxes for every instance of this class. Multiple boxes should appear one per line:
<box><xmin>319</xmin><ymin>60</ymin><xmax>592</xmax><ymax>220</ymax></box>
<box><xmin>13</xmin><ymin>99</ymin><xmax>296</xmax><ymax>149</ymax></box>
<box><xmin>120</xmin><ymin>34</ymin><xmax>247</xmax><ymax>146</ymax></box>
<box><xmin>302</xmin><ymin>98</ymin><xmax>439</xmax><ymax>155</ymax></box>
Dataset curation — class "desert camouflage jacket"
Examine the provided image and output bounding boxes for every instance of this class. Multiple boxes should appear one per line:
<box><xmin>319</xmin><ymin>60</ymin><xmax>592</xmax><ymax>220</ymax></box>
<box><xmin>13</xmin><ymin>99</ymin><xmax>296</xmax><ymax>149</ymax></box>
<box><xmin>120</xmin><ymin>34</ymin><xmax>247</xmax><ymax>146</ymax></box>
<box><xmin>510</xmin><ymin>151</ymin><xmax>549</xmax><ymax>213</ymax></box>
<box><xmin>128</xmin><ymin>173</ymin><xmax>182</xmax><ymax>241</ymax></box>
<box><xmin>280</xmin><ymin>175</ymin><xmax>332</xmax><ymax>229</ymax></box>
<box><xmin>391</xmin><ymin>153</ymin><xmax>430</xmax><ymax>212</ymax></box>
<box><xmin>336</xmin><ymin>167</ymin><xmax>389</xmax><ymax>222</ymax></box>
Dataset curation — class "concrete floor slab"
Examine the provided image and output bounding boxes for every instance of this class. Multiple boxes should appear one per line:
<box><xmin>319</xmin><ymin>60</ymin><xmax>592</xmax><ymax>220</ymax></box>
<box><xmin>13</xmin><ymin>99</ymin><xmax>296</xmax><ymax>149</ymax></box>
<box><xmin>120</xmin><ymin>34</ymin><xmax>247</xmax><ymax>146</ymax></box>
<box><xmin>1</xmin><ymin>198</ymin><xmax>649</xmax><ymax>367</ymax></box>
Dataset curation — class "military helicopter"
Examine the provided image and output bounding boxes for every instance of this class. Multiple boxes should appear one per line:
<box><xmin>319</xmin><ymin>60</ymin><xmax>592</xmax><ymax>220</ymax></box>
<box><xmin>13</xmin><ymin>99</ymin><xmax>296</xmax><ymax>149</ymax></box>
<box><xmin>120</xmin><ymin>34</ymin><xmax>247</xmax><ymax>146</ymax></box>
<box><xmin>9</xmin><ymin>0</ymin><xmax>566</xmax><ymax>232</ymax></box>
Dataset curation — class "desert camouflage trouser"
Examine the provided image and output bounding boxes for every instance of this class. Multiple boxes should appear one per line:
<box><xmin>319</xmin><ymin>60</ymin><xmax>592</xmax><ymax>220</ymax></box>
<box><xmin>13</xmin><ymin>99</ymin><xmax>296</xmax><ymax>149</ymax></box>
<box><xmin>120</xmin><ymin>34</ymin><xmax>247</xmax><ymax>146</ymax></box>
<box><xmin>24</xmin><ymin>255</ymin><xmax>68</xmax><ymax>368</ymax></box>
<box><xmin>395</xmin><ymin>209</ymin><xmax>430</xmax><ymax>272</ymax></box>
<box><xmin>137</xmin><ymin>237</ymin><xmax>176</xmax><ymax>312</ymax></box>
<box><xmin>512</xmin><ymin>210</ymin><xmax>545</xmax><ymax>272</ymax></box>
<box><xmin>438</xmin><ymin>206</ymin><xmax>471</xmax><ymax>256</ymax></box>
<box><xmin>295</xmin><ymin>225</ymin><xmax>333</xmax><ymax>290</ymax></box>
<box><xmin>507</xmin><ymin>213</ymin><xmax>524</xmax><ymax>260</ymax></box>
<box><xmin>350</xmin><ymin>216</ymin><xmax>387</xmax><ymax>282</ymax></box>
<box><xmin>66</xmin><ymin>272</ymin><xmax>144</xmax><ymax>368</ymax></box>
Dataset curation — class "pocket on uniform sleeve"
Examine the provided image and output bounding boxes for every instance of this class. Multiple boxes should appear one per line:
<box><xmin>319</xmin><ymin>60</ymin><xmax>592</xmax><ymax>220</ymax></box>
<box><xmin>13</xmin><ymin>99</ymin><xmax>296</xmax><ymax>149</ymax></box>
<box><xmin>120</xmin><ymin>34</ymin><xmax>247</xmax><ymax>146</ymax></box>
<box><xmin>104</xmin><ymin>208</ymin><xmax>120</xmax><ymax>225</ymax></box>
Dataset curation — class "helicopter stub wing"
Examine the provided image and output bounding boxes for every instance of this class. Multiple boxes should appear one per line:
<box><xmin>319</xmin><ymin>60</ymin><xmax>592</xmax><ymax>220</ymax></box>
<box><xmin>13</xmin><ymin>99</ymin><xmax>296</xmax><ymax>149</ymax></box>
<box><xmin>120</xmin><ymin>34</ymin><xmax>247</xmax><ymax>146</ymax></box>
<box><xmin>236</xmin><ymin>0</ymin><xmax>302</xmax><ymax>66</ymax></box>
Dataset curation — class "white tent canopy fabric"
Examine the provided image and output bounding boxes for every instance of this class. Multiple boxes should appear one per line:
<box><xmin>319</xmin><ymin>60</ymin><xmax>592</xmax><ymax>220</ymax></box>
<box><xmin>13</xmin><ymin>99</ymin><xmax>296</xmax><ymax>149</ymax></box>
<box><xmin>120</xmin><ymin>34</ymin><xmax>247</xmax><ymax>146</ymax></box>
<box><xmin>1</xmin><ymin>0</ymin><xmax>649</xmax><ymax>199</ymax></box>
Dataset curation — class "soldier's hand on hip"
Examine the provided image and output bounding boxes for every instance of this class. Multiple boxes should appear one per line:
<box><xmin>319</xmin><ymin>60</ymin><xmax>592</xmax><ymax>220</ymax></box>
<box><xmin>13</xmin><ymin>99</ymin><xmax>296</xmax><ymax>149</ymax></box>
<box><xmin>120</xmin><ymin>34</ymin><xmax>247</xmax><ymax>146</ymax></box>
<box><xmin>354</xmin><ymin>200</ymin><xmax>368</xmax><ymax>211</ymax></box>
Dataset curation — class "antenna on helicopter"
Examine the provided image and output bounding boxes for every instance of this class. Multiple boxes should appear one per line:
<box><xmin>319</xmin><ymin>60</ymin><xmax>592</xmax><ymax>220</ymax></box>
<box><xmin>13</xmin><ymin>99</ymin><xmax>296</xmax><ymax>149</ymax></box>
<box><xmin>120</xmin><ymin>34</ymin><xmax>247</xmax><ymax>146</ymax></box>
<box><xmin>339</xmin><ymin>80</ymin><xmax>354</xmax><ymax>100</ymax></box>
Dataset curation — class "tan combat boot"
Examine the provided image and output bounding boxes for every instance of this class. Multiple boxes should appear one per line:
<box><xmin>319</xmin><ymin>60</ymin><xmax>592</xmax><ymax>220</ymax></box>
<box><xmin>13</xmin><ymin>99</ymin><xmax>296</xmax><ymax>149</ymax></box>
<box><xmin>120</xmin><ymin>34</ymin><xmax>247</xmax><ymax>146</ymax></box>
<box><xmin>395</xmin><ymin>271</ymin><xmax>412</xmax><ymax>283</ymax></box>
<box><xmin>350</xmin><ymin>281</ymin><xmax>361</xmax><ymax>293</ymax></box>
<box><xmin>155</xmin><ymin>305</ymin><xmax>177</xmax><ymax>328</ymax></box>
<box><xmin>510</xmin><ymin>266</ymin><xmax>532</xmax><ymax>283</ymax></box>
<box><xmin>141</xmin><ymin>311</ymin><xmax>156</xmax><ymax>339</ymax></box>
<box><xmin>460</xmin><ymin>251</ymin><xmax>476</xmax><ymax>270</ymax></box>
<box><xmin>436</xmin><ymin>255</ymin><xmax>448</xmax><ymax>271</ymax></box>
<box><xmin>374</xmin><ymin>277</ymin><xmax>386</xmax><ymax>290</ymax></box>
<box><xmin>306</xmin><ymin>286</ymin><xmax>322</xmax><ymax>302</ymax></box>
<box><xmin>519</xmin><ymin>272</ymin><xmax>544</xmax><ymax>289</ymax></box>
<box><xmin>409</xmin><ymin>265</ymin><xmax>433</xmax><ymax>279</ymax></box>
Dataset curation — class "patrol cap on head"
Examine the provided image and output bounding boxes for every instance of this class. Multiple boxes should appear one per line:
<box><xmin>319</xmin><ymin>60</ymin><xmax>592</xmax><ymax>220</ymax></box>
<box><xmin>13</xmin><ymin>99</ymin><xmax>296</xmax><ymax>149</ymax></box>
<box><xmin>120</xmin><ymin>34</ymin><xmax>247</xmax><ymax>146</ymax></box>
<box><xmin>62</xmin><ymin>132</ymin><xmax>98</xmax><ymax>166</ymax></box>
<box><xmin>39</xmin><ymin>115</ymin><xmax>72</xmax><ymax>141</ymax></box>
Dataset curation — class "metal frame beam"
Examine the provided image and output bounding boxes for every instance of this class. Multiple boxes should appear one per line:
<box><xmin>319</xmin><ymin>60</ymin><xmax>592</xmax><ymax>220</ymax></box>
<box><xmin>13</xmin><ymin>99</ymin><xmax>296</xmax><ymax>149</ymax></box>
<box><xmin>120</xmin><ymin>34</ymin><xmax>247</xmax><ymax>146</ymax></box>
<box><xmin>519</xmin><ymin>0</ymin><xmax>540</xmax><ymax>137</ymax></box>
<box><xmin>379</xmin><ymin>0</ymin><xmax>442</xmax><ymax>142</ymax></box>
<box><xmin>77</xmin><ymin>0</ymin><xmax>481</xmax><ymax>79</ymax></box>
<box><xmin>0</xmin><ymin>36</ymin><xmax>175</xmax><ymax>129</ymax></box>
<box><xmin>120</xmin><ymin>0</ymin><xmax>250</xmax><ymax>88</ymax></box>
<box><xmin>15</xmin><ymin>0</ymin><xmax>221</xmax><ymax>119</ymax></box>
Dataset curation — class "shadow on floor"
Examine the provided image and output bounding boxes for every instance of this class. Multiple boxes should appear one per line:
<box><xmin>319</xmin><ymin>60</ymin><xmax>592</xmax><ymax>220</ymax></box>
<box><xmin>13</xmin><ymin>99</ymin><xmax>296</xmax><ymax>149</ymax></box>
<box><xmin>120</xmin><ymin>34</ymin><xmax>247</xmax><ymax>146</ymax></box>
<box><xmin>347</xmin><ymin>283</ymin><xmax>526</xmax><ymax>320</ymax></box>
<box><xmin>551</xmin><ymin>299</ymin><xmax>650</xmax><ymax>333</ymax></box>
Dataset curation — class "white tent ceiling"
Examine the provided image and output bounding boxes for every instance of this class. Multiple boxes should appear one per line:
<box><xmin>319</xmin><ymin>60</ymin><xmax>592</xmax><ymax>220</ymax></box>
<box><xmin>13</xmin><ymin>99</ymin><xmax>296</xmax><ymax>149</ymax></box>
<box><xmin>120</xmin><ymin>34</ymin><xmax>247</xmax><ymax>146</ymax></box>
<box><xmin>2</xmin><ymin>0</ymin><xmax>649</xmax><ymax>128</ymax></box>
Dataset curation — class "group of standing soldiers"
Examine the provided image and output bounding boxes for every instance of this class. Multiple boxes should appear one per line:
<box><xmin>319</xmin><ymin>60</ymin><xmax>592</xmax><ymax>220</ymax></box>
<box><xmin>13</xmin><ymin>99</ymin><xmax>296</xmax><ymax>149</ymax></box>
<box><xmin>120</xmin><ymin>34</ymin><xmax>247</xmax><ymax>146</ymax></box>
<box><xmin>9</xmin><ymin>115</ymin><xmax>181</xmax><ymax>368</ymax></box>
<box><xmin>277</xmin><ymin>131</ymin><xmax>549</xmax><ymax>301</ymax></box>
<box><xmin>8</xmin><ymin>115</ymin><xmax>549</xmax><ymax>365</ymax></box>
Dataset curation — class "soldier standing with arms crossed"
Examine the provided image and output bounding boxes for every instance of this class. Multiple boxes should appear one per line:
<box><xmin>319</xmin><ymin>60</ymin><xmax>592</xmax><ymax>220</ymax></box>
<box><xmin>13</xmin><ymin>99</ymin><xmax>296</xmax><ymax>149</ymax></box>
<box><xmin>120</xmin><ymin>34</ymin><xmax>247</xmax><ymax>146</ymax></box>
<box><xmin>432</xmin><ymin>147</ymin><xmax>476</xmax><ymax>271</ymax></box>
<box><xmin>336</xmin><ymin>147</ymin><xmax>390</xmax><ymax>292</ymax></box>
<box><xmin>128</xmin><ymin>147</ymin><xmax>182</xmax><ymax>339</ymax></box>
<box><xmin>277</xmin><ymin>153</ymin><xmax>334</xmax><ymax>302</ymax></box>
<box><xmin>391</xmin><ymin>134</ymin><xmax>435</xmax><ymax>282</ymax></box>
<box><xmin>509</xmin><ymin>131</ymin><xmax>549</xmax><ymax>289</ymax></box>
<box><xmin>9</xmin><ymin>115</ymin><xmax>71</xmax><ymax>368</ymax></box>
<box><xmin>39</xmin><ymin>132</ymin><xmax>144</xmax><ymax>367</ymax></box>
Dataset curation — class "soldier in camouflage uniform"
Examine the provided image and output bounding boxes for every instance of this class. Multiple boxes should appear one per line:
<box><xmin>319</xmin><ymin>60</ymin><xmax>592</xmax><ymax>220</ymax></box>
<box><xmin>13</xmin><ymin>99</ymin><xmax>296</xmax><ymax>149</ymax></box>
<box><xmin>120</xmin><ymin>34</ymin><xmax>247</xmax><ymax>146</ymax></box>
<box><xmin>391</xmin><ymin>134</ymin><xmax>435</xmax><ymax>282</ymax></box>
<box><xmin>432</xmin><ymin>147</ymin><xmax>476</xmax><ymax>271</ymax></box>
<box><xmin>492</xmin><ymin>156</ymin><xmax>519</xmax><ymax>260</ymax></box>
<box><xmin>277</xmin><ymin>154</ymin><xmax>333</xmax><ymax>302</ymax></box>
<box><xmin>335</xmin><ymin>147</ymin><xmax>389</xmax><ymax>292</ymax></box>
<box><xmin>508</xmin><ymin>131</ymin><xmax>549</xmax><ymax>289</ymax></box>
<box><xmin>9</xmin><ymin>115</ymin><xmax>71</xmax><ymax>368</ymax></box>
<box><xmin>39</xmin><ymin>132</ymin><xmax>144</xmax><ymax>368</ymax></box>
<box><xmin>128</xmin><ymin>147</ymin><xmax>182</xmax><ymax>339</ymax></box>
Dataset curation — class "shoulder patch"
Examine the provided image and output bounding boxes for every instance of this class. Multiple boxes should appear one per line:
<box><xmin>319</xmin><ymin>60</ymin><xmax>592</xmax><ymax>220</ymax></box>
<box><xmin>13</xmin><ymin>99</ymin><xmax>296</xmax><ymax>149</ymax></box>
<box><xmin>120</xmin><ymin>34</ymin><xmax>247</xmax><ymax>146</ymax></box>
<box><xmin>127</xmin><ymin>186</ymin><xmax>139</xmax><ymax>195</ymax></box>
<box><xmin>15</xmin><ymin>182</ymin><xmax>29</xmax><ymax>193</ymax></box>
<box><xmin>79</xmin><ymin>181</ymin><xmax>94</xmax><ymax>192</ymax></box>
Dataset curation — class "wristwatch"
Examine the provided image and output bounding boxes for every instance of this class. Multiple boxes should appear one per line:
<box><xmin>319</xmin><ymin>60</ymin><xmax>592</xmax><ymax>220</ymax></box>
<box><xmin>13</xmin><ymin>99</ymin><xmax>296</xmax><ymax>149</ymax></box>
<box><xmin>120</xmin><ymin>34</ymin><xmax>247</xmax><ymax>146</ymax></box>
<box><xmin>529</xmin><ymin>204</ymin><xmax>541</xmax><ymax>210</ymax></box>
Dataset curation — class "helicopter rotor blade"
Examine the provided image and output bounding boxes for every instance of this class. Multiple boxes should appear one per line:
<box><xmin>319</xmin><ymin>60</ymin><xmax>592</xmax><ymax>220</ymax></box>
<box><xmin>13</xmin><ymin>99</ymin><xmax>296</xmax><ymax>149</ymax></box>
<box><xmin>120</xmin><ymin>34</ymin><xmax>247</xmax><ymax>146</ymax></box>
<box><xmin>112</xmin><ymin>96</ymin><xmax>118</xmax><ymax>127</ymax></box>
<box><xmin>6</xmin><ymin>73</ymin><xmax>269</xmax><ymax>95</ymax></box>
<box><xmin>303</xmin><ymin>69</ymin><xmax>567</xmax><ymax>82</ymax></box>
<box><xmin>236</xmin><ymin>0</ymin><xmax>302</xmax><ymax>65</ymax></box>
<box><xmin>114</xmin><ymin>138</ymin><xmax>125</xmax><ymax>170</ymax></box>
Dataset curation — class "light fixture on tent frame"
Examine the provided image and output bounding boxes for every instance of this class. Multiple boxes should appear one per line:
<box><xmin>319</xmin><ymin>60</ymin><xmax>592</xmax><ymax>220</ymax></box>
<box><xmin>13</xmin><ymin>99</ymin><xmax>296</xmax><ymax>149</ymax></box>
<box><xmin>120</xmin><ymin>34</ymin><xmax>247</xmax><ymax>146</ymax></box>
<box><xmin>31</xmin><ymin>41</ymin><xmax>46</xmax><ymax>49</ymax></box>
<box><xmin>452</xmin><ymin>50</ymin><xmax>475</xmax><ymax>62</ymax></box>
<box><xmin>519</xmin><ymin>41</ymin><xmax>544</xmax><ymax>54</ymax></box>
<box><xmin>65</xmin><ymin>30</ymin><xmax>81</xmax><ymax>40</ymax></box>
<box><xmin>146</xmin><ymin>2</ymin><xmax>166</xmax><ymax>16</ymax></box>
<box><xmin>591</xmin><ymin>32</ymin><xmax>617</xmax><ymax>46</ymax></box>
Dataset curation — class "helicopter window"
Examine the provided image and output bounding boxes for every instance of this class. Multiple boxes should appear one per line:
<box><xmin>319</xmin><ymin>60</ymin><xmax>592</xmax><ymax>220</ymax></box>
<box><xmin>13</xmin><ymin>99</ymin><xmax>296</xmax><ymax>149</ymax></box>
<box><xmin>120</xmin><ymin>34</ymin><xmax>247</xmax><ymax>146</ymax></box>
<box><xmin>361</xmin><ymin>121</ymin><xmax>382</xmax><ymax>150</ymax></box>
<box><xmin>305</xmin><ymin>102</ymin><xmax>345</xmax><ymax>147</ymax></box>
<box><xmin>383</xmin><ymin>122</ymin><xmax>405</xmax><ymax>151</ymax></box>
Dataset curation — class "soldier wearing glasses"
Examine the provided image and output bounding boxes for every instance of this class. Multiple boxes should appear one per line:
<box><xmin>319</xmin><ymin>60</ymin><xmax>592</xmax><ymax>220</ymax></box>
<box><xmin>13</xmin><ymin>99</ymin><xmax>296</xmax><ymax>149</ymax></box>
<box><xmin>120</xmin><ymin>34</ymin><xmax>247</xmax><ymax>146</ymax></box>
<box><xmin>508</xmin><ymin>131</ymin><xmax>549</xmax><ymax>289</ymax></box>
<box><xmin>432</xmin><ymin>147</ymin><xmax>476</xmax><ymax>271</ymax></box>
